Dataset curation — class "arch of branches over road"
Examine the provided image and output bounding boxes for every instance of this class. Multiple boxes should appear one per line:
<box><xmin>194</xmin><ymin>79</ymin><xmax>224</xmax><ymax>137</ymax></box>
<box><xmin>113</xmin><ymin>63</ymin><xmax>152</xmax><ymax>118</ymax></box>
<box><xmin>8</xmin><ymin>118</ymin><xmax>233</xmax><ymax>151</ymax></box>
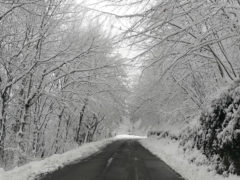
<box><xmin>104</xmin><ymin>0</ymin><xmax>240</xmax><ymax>131</ymax></box>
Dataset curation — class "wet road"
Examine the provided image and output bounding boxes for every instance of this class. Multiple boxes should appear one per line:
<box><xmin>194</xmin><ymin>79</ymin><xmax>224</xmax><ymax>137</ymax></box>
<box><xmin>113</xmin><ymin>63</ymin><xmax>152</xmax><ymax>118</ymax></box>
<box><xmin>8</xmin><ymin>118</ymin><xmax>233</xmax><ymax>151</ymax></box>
<box><xmin>40</xmin><ymin>140</ymin><xmax>184</xmax><ymax>180</ymax></box>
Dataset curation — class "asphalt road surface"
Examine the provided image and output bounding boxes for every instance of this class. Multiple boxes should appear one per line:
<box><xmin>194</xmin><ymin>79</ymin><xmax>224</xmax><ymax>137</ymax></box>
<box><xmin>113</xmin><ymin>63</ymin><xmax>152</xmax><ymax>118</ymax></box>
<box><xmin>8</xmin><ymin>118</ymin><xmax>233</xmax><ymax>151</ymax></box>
<box><xmin>40</xmin><ymin>140</ymin><xmax>184</xmax><ymax>180</ymax></box>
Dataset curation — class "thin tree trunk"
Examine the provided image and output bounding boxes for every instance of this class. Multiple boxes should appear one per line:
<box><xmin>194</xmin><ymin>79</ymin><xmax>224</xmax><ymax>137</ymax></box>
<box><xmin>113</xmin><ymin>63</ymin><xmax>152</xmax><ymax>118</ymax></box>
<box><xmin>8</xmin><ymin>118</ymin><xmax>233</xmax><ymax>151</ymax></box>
<box><xmin>0</xmin><ymin>95</ymin><xmax>7</xmax><ymax>165</ymax></box>
<box><xmin>52</xmin><ymin>108</ymin><xmax>64</xmax><ymax>154</ymax></box>
<box><xmin>75</xmin><ymin>99</ymin><xmax>88</xmax><ymax>144</ymax></box>
<box><xmin>15</xmin><ymin>103</ymin><xmax>30</xmax><ymax>166</ymax></box>
<box><xmin>0</xmin><ymin>84</ymin><xmax>11</xmax><ymax>166</ymax></box>
<box><xmin>84</xmin><ymin>131</ymin><xmax>89</xmax><ymax>143</ymax></box>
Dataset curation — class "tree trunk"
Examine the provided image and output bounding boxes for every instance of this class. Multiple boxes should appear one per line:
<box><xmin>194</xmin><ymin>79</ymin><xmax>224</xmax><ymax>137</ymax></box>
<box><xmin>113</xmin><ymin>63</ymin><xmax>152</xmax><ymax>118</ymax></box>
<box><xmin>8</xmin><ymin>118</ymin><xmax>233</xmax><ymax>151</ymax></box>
<box><xmin>0</xmin><ymin>96</ymin><xmax>7</xmax><ymax>166</ymax></box>
<box><xmin>0</xmin><ymin>88</ymin><xmax>10</xmax><ymax>166</ymax></box>
<box><xmin>15</xmin><ymin>103</ymin><xmax>30</xmax><ymax>166</ymax></box>
<box><xmin>84</xmin><ymin>131</ymin><xmax>89</xmax><ymax>143</ymax></box>
<box><xmin>75</xmin><ymin>99</ymin><xmax>87</xmax><ymax>144</ymax></box>
<box><xmin>52</xmin><ymin>108</ymin><xmax>64</xmax><ymax>154</ymax></box>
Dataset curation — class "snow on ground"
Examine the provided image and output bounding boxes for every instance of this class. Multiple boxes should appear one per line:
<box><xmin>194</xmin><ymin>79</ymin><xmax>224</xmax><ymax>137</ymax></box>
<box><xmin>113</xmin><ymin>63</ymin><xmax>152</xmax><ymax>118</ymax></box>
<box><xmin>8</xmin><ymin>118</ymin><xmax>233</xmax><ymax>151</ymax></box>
<box><xmin>140</xmin><ymin>138</ymin><xmax>240</xmax><ymax>180</ymax></box>
<box><xmin>0</xmin><ymin>138</ymin><xmax>114</xmax><ymax>180</ymax></box>
<box><xmin>114</xmin><ymin>134</ymin><xmax>147</xmax><ymax>139</ymax></box>
<box><xmin>0</xmin><ymin>134</ymin><xmax>146</xmax><ymax>180</ymax></box>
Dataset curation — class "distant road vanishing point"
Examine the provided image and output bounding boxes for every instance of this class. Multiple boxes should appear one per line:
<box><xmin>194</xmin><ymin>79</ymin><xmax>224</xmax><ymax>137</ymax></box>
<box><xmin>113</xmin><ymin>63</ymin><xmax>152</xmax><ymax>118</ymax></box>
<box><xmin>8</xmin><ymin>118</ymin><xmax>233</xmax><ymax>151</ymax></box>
<box><xmin>40</xmin><ymin>140</ymin><xmax>184</xmax><ymax>180</ymax></box>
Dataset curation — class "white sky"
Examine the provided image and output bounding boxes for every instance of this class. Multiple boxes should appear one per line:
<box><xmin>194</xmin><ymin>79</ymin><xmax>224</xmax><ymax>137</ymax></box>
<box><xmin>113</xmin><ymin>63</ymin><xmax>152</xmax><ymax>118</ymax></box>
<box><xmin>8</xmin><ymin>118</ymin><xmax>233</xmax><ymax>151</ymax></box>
<box><xmin>74</xmin><ymin>0</ymin><xmax>150</xmax><ymax>56</ymax></box>
<box><xmin>74</xmin><ymin>0</ymin><xmax>153</xmax><ymax>86</ymax></box>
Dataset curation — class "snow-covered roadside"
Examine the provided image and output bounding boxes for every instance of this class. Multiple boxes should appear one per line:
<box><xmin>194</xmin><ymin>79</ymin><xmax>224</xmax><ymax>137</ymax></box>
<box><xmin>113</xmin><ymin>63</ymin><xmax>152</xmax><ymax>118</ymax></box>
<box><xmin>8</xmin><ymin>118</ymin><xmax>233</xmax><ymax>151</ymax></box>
<box><xmin>0</xmin><ymin>138</ymin><xmax>114</xmax><ymax>180</ymax></box>
<box><xmin>115</xmin><ymin>134</ymin><xmax>147</xmax><ymax>139</ymax></box>
<box><xmin>140</xmin><ymin>138</ymin><xmax>240</xmax><ymax>180</ymax></box>
<box><xmin>0</xmin><ymin>135</ymin><xmax>146</xmax><ymax>180</ymax></box>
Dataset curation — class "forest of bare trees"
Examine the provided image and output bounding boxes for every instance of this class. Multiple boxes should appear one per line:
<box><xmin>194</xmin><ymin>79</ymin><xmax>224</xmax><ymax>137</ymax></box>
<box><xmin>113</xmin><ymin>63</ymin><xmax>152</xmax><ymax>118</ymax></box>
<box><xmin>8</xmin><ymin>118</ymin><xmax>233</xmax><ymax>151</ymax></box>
<box><xmin>0</xmin><ymin>0</ymin><xmax>127</xmax><ymax>169</ymax></box>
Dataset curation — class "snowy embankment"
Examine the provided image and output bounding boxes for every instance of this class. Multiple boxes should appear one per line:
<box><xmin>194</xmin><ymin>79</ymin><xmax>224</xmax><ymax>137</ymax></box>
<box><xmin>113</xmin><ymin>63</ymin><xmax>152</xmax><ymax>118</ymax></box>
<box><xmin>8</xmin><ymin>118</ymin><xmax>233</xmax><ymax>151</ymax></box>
<box><xmin>140</xmin><ymin>138</ymin><xmax>240</xmax><ymax>180</ymax></box>
<box><xmin>0</xmin><ymin>139</ymin><xmax>112</xmax><ymax>180</ymax></box>
<box><xmin>0</xmin><ymin>135</ymin><xmax>146</xmax><ymax>180</ymax></box>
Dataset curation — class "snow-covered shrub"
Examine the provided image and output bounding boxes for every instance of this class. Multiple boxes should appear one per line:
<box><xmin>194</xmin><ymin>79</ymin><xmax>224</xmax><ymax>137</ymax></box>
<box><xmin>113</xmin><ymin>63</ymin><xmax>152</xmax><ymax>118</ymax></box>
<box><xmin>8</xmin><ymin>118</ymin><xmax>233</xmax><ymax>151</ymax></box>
<box><xmin>179</xmin><ymin>125</ymin><xmax>200</xmax><ymax>151</ymax></box>
<box><xmin>196</xmin><ymin>80</ymin><xmax>240</xmax><ymax>175</ymax></box>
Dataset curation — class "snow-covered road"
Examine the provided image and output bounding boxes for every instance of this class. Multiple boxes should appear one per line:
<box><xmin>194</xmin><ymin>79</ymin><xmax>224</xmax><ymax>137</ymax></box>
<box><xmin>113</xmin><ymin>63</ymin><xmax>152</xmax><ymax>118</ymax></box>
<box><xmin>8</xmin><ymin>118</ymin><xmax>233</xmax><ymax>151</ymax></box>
<box><xmin>40</xmin><ymin>139</ymin><xmax>182</xmax><ymax>180</ymax></box>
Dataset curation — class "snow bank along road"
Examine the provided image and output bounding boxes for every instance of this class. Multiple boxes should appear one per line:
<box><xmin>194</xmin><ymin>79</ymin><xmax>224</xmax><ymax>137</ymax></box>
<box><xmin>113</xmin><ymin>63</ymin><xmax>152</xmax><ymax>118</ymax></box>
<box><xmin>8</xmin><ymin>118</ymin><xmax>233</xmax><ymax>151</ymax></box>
<box><xmin>40</xmin><ymin>140</ymin><xmax>184</xmax><ymax>180</ymax></box>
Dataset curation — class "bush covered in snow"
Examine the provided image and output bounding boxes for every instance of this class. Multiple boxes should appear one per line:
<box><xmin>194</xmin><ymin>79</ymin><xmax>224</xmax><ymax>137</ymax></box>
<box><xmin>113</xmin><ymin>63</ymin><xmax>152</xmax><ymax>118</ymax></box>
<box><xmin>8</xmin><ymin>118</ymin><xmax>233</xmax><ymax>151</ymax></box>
<box><xmin>196</xmin><ymin>80</ymin><xmax>240</xmax><ymax>175</ymax></box>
